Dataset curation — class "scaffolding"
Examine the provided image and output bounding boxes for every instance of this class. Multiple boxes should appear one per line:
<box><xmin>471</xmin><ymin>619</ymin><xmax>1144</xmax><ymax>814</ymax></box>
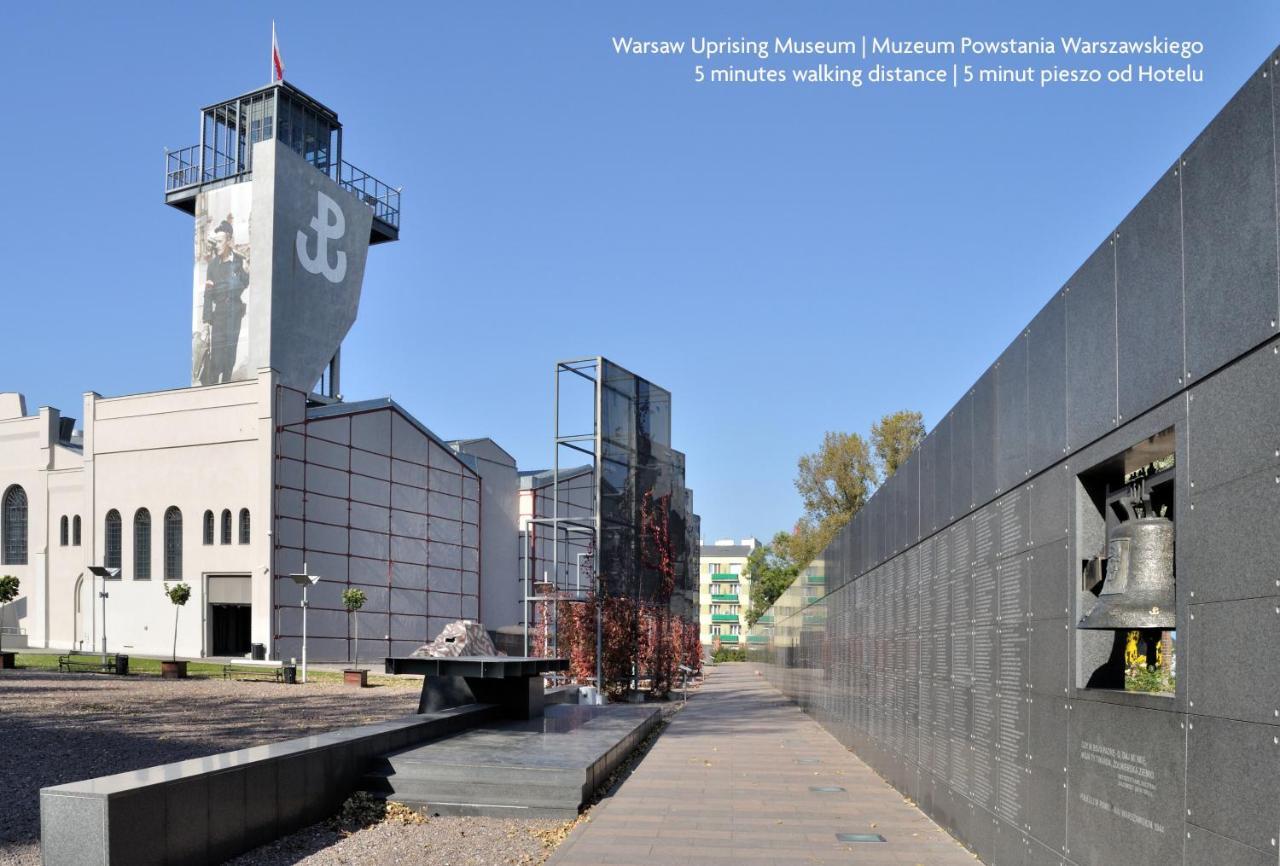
<box><xmin>521</xmin><ymin>357</ymin><xmax>700</xmax><ymax>694</ymax></box>
<box><xmin>523</xmin><ymin>358</ymin><xmax>602</xmax><ymax>684</ymax></box>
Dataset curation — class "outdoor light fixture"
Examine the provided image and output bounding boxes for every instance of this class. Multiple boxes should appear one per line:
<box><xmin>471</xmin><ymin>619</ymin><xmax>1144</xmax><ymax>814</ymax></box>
<box><xmin>87</xmin><ymin>566</ymin><xmax>119</xmax><ymax>661</ymax></box>
<box><xmin>287</xmin><ymin>565</ymin><xmax>320</xmax><ymax>683</ymax></box>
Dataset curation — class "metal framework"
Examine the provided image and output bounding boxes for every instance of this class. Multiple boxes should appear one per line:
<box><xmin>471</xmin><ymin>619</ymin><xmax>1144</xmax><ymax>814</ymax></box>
<box><xmin>523</xmin><ymin>358</ymin><xmax>604</xmax><ymax>684</ymax></box>
<box><xmin>163</xmin><ymin>81</ymin><xmax>400</xmax><ymax>243</ymax></box>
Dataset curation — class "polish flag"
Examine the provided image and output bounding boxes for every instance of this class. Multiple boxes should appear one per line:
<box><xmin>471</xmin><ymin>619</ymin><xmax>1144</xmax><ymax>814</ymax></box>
<box><xmin>272</xmin><ymin>22</ymin><xmax>285</xmax><ymax>82</ymax></box>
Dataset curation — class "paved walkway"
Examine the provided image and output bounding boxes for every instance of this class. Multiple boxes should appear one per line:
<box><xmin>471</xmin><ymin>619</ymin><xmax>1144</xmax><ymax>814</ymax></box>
<box><xmin>549</xmin><ymin>663</ymin><xmax>976</xmax><ymax>866</ymax></box>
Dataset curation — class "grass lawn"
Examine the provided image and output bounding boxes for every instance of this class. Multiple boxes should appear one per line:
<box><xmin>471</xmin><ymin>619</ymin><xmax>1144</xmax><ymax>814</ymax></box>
<box><xmin>12</xmin><ymin>653</ymin><xmax>415</xmax><ymax>687</ymax></box>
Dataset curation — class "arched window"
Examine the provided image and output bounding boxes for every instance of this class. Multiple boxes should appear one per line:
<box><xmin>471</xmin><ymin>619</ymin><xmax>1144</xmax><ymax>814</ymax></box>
<box><xmin>220</xmin><ymin>509</ymin><xmax>232</xmax><ymax>545</ymax></box>
<box><xmin>72</xmin><ymin>515</ymin><xmax>81</xmax><ymax>546</ymax></box>
<box><xmin>133</xmin><ymin>509</ymin><xmax>151</xmax><ymax>580</ymax></box>
<box><xmin>60</xmin><ymin>515</ymin><xmax>69</xmax><ymax>547</ymax></box>
<box><xmin>203</xmin><ymin>510</ymin><xmax>214</xmax><ymax>545</ymax></box>
<box><xmin>2</xmin><ymin>485</ymin><xmax>27</xmax><ymax>565</ymax></box>
<box><xmin>164</xmin><ymin>507</ymin><xmax>183</xmax><ymax>580</ymax></box>
<box><xmin>104</xmin><ymin>509</ymin><xmax>122</xmax><ymax>572</ymax></box>
<box><xmin>239</xmin><ymin>508</ymin><xmax>250</xmax><ymax>544</ymax></box>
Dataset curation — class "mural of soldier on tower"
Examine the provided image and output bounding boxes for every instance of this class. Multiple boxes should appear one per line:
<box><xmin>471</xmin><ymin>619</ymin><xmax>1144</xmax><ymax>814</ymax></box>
<box><xmin>191</xmin><ymin>186</ymin><xmax>252</xmax><ymax>385</ymax></box>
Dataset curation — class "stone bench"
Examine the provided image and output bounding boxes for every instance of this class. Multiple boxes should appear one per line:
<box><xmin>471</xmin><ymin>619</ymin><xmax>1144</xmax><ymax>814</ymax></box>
<box><xmin>40</xmin><ymin>703</ymin><xmax>500</xmax><ymax>865</ymax></box>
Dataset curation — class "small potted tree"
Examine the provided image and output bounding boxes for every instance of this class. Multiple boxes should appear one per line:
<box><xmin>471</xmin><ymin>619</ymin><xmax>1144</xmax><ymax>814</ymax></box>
<box><xmin>342</xmin><ymin>587</ymin><xmax>368</xmax><ymax>687</ymax></box>
<box><xmin>162</xmin><ymin>582</ymin><xmax>191</xmax><ymax>678</ymax></box>
<box><xmin>0</xmin><ymin>575</ymin><xmax>18</xmax><ymax>669</ymax></box>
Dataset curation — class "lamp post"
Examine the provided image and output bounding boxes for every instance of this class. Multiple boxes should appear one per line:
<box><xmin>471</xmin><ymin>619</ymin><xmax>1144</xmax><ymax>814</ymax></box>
<box><xmin>87</xmin><ymin>566</ymin><xmax>119</xmax><ymax>662</ymax></box>
<box><xmin>287</xmin><ymin>565</ymin><xmax>320</xmax><ymax>684</ymax></box>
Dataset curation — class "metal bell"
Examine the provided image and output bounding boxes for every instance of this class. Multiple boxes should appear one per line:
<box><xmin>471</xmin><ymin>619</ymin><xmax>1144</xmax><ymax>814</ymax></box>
<box><xmin>1078</xmin><ymin>514</ymin><xmax>1175</xmax><ymax>630</ymax></box>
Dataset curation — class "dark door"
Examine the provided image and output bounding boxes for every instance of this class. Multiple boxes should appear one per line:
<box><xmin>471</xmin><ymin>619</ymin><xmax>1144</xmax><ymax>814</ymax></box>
<box><xmin>211</xmin><ymin>603</ymin><xmax>251</xmax><ymax>656</ymax></box>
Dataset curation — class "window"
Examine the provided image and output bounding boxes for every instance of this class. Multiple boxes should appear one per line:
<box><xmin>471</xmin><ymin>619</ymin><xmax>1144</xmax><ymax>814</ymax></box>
<box><xmin>1</xmin><ymin>485</ymin><xmax>27</xmax><ymax>565</ymax></box>
<box><xmin>104</xmin><ymin>510</ymin><xmax>122</xmax><ymax>572</ymax></box>
<box><xmin>203</xmin><ymin>510</ymin><xmax>214</xmax><ymax>545</ymax></box>
<box><xmin>221</xmin><ymin>509</ymin><xmax>232</xmax><ymax>545</ymax></box>
<box><xmin>60</xmin><ymin>515</ymin><xmax>68</xmax><ymax>547</ymax></box>
<box><xmin>729</xmin><ymin>563</ymin><xmax>741</xmax><ymax>574</ymax></box>
<box><xmin>239</xmin><ymin>508</ymin><xmax>250</xmax><ymax>544</ymax></box>
<box><xmin>133</xmin><ymin>509</ymin><xmax>151</xmax><ymax>580</ymax></box>
<box><xmin>72</xmin><ymin>515</ymin><xmax>81</xmax><ymax>546</ymax></box>
<box><xmin>706</xmin><ymin>562</ymin><xmax>719</xmax><ymax>575</ymax></box>
<box><xmin>164</xmin><ymin>507</ymin><xmax>183</xmax><ymax>580</ymax></box>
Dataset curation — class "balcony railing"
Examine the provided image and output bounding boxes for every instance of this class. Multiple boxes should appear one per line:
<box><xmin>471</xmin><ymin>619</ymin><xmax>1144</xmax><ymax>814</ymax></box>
<box><xmin>165</xmin><ymin>145</ymin><xmax>400</xmax><ymax>231</ymax></box>
<box><xmin>338</xmin><ymin>161</ymin><xmax>400</xmax><ymax>230</ymax></box>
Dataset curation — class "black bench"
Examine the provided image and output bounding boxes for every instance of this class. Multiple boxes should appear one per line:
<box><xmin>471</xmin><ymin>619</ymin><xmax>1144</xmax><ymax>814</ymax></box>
<box><xmin>222</xmin><ymin>664</ymin><xmax>285</xmax><ymax>683</ymax></box>
<box><xmin>58</xmin><ymin>654</ymin><xmax>128</xmax><ymax>675</ymax></box>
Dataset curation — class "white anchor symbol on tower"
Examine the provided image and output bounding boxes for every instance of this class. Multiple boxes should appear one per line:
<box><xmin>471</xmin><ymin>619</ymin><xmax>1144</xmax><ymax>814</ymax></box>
<box><xmin>296</xmin><ymin>190</ymin><xmax>348</xmax><ymax>283</ymax></box>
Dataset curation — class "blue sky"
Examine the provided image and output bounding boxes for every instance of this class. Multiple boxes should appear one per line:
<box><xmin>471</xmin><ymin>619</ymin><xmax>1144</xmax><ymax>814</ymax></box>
<box><xmin>2</xmin><ymin>2</ymin><xmax>1277</xmax><ymax>542</ymax></box>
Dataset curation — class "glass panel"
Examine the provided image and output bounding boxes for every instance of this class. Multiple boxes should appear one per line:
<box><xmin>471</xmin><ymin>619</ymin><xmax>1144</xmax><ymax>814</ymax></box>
<box><xmin>104</xmin><ymin>510</ymin><xmax>121</xmax><ymax>571</ymax></box>
<box><xmin>134</xmin><ymin>509</ymin><xmax>151</xmax><ymax>580</ymax></box>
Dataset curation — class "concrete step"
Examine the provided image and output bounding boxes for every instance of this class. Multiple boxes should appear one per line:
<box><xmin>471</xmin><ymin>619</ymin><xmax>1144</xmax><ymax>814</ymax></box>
<box><xmin>361</xmin><ymin>768</ymin><xmax>586</xmax><ymax>810</ymax></box>
<box><xmin>356</xmin><ymin>704</ymin><xmax>662</xmax><ymax>819</ymax></box>
<box><xmin>368</xmin><ymin>754</ymin><xmax>587</xmax><ymax>787</ymax></box>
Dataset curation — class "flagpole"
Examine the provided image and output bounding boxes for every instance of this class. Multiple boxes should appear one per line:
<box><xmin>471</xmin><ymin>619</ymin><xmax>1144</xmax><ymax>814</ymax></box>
<box><xmin>271</xmin><ymin>21</ymin><xmax>276</xmax><ymax>83</ymax></box>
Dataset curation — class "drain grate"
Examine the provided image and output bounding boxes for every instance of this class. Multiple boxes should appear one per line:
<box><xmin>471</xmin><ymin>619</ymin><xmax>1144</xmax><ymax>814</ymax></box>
<box><xmin>836</xmin><ymin>832</ymin><xmax>886</xmax><ymax>843</ymax></box>
<box><xmin>809</xmin><ymin>786</ymin><xmax>846</xmax><ymax>793</ymax></box>
<box><xmin>795</xmin><ymin>758</ymin><xmax>821</xmax><ymax>765</ymax></box>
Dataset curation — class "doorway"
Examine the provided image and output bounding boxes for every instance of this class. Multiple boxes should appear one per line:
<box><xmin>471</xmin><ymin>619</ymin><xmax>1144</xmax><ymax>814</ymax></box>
<box><xmin>211</xmin><ymin>604</ymin><xmax>251</xmax><ymax>656</ymax></box>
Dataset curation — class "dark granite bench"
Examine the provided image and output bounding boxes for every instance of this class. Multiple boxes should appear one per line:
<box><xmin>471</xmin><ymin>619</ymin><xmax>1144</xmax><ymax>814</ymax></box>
<box><xmin>40</xmin><ymin>703</ymin><xmax>501</xmax><ymax>866</ymax></box>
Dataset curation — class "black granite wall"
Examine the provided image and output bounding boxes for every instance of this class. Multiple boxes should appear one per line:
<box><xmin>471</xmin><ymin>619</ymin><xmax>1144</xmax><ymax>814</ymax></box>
<box><xmin>750</xmin><ymin>46</ymin><xmax>1280</xmax><ymax>866</ymax></box>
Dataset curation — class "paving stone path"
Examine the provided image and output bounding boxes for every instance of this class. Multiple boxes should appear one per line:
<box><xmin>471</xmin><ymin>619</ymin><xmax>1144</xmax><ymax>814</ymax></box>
<box><xmin>549</xmin><ymin>663</ymin><xmax>976</xmax><ymax>866</ymax></box>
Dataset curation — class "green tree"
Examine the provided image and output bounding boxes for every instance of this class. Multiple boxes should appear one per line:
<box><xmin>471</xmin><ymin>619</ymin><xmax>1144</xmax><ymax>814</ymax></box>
<box><xmin>342</xmin><ymin>587</ymin><xmax>367</xmax><ymax>666</ymax></box>
<box><xmin>745</xmin><ymin>533</ymin><xmax>801</xmax><ymax>625</ymax></box>
<box><xmin>871</xmin><ymin>410</ymin><xmax>925</xmax><ymax>478</ymax></box>
<box><xmin>748</xmin><ymin>409</ymin><xmax>927</xmax><ymax>625</ymax></box>
<box><xmin>164</xmin><ymin>582</ymin><xmax>191</xmax><ymax>662</ymax></box>
<box><xmin>794</xmin><ymin>431</ymin><xmax>876</xmax><ymax>526</ymax></box>
<box><xmin>0</xmin><ymin>575</ymin><xmax>18</xmax><ymax>654</ymax></box>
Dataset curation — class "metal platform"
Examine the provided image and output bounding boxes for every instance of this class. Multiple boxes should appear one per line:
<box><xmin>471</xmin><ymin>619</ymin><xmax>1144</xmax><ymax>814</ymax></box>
<box><xmin>384</xmin><ymin>656</ymin><xmax>569</xmax><ymax>678</ymax></box>
<box><xmin>384</xmin><ymin>656</ymin><xmax>570</xmax><ymax>719</ymax></box>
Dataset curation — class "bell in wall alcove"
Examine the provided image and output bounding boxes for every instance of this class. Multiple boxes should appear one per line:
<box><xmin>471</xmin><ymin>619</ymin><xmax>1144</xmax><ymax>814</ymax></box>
<box><xmin>1078</xmin><ymin>503</ymin><xmax>1175</xmax><ymax>631</ymax></box>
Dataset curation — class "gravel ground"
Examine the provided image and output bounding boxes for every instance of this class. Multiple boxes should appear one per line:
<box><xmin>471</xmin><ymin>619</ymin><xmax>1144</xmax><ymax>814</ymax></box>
<box><xmin>229</xmin><ymin>693</ymin><xmax>692</xmax><ymax>866</ymax></box>
<box><xmin>2</xmin><ymin>668</ymin><xmax>698</xmax><ymax>866</ymax></box>
<box><xmin>226</xmin><ymin>813</ymin><xmax>576</xmax><ymax>866</ymax></box>
<box><xmin>0</xmin><ymin>668</ymin><xmax>419</xmax><ymax>866</ymax></box>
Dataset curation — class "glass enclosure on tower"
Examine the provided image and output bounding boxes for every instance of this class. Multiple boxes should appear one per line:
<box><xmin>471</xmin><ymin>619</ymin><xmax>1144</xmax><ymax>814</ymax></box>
<box><xmin>164</xmin><ymin>80</ymin><xmax>400</xmax><ymax>243</ymax></box>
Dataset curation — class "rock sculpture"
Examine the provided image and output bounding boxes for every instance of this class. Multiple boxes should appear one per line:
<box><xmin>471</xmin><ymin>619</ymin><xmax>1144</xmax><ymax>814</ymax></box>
<box><xmin>410</xmin><ymin>619</ymin><xmax>503</xmax><ymax>658</ymax></box>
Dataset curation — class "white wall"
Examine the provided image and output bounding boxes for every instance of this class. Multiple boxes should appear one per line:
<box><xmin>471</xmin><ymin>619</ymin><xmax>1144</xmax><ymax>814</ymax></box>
<box><xmin>79</xmin><ymin>373</ymin><xmax>275</xmax><ymax>659</ymax></box>
<box><xmin>0</xmin><ymin>404</ymin><xmax>65</xmax><ymax>647</ymax></box>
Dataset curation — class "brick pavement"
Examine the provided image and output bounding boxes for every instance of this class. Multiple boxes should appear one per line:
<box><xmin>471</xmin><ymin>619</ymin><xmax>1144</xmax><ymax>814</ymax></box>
<box><xmin>548</xmin><ymin>663</ymin><xmax>977</xmax><ymax>866</ymax></box>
